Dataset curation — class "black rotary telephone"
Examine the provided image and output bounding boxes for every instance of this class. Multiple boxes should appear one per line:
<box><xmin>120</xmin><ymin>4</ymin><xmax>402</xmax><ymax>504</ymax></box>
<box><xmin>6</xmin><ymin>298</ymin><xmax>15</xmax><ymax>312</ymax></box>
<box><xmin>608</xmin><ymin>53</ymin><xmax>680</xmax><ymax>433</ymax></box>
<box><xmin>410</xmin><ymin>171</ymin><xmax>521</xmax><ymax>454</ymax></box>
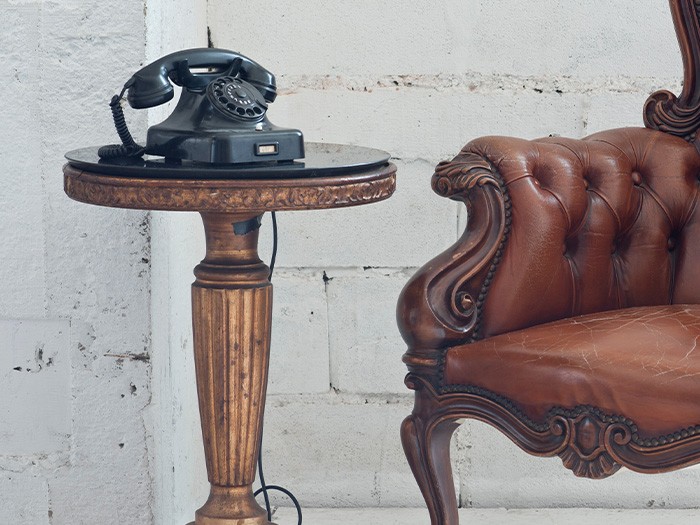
<box><xmin>99</xmin><ymin>48</ymin><xmax>304</xmax><ymax>164</ymax></box>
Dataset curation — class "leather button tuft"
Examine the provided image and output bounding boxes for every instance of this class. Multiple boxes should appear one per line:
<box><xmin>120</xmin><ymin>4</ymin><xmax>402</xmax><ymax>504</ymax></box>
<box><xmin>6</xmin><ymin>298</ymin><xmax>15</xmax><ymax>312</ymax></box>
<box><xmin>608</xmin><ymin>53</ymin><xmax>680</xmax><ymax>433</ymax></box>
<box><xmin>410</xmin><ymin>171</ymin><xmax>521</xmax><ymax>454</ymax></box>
<box><xmin>668</xmin><ymin>237</ymin><xmax>677</xmax><ymax>251</ymax></box>
<box><xmin>631</xmin><ymin>171</ymin><xmax>642</xmax><ymax>185</ymax></box>
<box><xmin>583</xmin><ymin>179</ymin><xmax>589</xmax><ymax>189</ymax></box>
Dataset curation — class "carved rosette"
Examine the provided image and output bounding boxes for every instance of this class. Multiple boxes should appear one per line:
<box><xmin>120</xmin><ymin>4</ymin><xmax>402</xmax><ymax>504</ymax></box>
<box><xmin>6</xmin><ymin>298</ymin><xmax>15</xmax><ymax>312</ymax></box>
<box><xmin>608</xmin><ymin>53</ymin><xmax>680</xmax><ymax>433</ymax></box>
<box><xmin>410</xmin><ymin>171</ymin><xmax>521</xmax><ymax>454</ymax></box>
<box><xmin>434</xmin><ymin>377</ymin><xmax>700</xmax><ymax>479</ymax></box>
<box><xmin>549</xmin><ymin>410</ymin><xmax>633</xmax><ymax>479</ymax></box>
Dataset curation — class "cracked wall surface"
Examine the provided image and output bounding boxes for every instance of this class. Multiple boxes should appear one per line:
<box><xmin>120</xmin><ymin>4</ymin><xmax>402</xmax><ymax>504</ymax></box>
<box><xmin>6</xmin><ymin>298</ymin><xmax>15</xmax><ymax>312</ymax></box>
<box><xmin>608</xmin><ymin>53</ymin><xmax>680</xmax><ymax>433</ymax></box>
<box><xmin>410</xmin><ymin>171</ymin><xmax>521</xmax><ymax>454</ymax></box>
<box><xmin>173</xmin><ymin>0</ymin><xmax>695</xmax><ymax>515</ymax></box>
<box><xmin>3</xmin><ymin>1</ymin><xmax>700</xmax><ymax>523</ymax></box>
<box><xmin>0</xmin><ymin>0</ymin><xmax>155</xmax><ymax>522</ymax></box>
<box><xmin>0</xmin><ymin>0</ymin><xmax>203</xmax><ymax>523</ymax></box>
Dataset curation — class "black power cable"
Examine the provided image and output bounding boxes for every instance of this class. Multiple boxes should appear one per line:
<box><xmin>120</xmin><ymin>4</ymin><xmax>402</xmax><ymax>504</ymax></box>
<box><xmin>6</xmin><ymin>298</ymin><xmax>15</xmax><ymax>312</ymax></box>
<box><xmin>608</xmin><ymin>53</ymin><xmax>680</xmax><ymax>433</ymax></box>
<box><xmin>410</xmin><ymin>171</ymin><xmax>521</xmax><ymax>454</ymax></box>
<box><xmin>254</xmin><ymin>211</ymin><xmax>302</xmax><ymax>524</ymax></box>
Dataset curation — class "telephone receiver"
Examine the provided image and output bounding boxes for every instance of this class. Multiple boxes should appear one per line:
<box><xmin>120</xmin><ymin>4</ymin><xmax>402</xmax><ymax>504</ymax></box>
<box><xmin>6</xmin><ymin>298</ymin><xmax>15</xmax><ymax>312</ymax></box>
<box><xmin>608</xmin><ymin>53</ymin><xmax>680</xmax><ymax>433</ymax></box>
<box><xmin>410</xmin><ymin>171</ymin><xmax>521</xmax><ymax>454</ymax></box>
<box><xmin>127</xmin><ymin>48</ymin><xmax>277</xmax><ymax>108</ymax></box>
<box><xmin>99</xmin><ymin>48</ymin><xmax>304</xmax><ymax>164</ymax></box>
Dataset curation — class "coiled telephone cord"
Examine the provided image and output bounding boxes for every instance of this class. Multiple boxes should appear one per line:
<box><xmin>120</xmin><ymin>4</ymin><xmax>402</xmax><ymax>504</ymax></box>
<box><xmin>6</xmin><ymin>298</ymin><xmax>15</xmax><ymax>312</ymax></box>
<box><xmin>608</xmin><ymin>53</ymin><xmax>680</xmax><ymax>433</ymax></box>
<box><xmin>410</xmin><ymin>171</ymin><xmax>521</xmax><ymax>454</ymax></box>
<box><xmin>255</xmin><ymin>211</ymin><xmax>303</xmax><ymax>524</ymax></box>
<box><xmin>98</xmin><ymin>86</ymin><xmax>145</xmax><ymax>159</ymax></box>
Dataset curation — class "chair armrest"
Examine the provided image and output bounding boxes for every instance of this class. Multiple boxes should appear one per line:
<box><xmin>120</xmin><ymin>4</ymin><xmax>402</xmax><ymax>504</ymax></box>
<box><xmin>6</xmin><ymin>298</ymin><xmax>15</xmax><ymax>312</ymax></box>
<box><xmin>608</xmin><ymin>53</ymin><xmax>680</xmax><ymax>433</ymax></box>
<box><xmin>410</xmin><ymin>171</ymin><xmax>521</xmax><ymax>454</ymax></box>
<box><xmin>397</xmin><ymin>150</ymin><xmax>509</xmax><ymax>375</ymax></box>
<box><xmin>398</xmin><ymin>128</ymin><xmax>700</xmax><ymax>381</ymax></box>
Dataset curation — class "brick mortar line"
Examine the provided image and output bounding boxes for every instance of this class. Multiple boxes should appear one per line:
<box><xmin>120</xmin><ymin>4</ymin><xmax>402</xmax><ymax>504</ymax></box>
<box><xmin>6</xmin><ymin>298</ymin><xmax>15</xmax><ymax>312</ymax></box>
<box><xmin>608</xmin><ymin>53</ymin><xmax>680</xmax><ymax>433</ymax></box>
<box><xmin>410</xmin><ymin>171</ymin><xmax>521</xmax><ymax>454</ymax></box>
<box><xmin>266</xmin><ymin>391</ymin><xmax>413</xmax><ymax>407</ymax></box>
<box><xmin>0</xmin><ymin>451</ymin><xmax>70</xmax><ymax>472</ymax></box>
<box><xmin>271</xmin><ymin>267</ymin><xmax>419</xmax><ymax>278</ymax></box>
<box><xmin>275</xmin><ymin>73</ymin><xmax>682</xmax><ymax>95</ymax></box>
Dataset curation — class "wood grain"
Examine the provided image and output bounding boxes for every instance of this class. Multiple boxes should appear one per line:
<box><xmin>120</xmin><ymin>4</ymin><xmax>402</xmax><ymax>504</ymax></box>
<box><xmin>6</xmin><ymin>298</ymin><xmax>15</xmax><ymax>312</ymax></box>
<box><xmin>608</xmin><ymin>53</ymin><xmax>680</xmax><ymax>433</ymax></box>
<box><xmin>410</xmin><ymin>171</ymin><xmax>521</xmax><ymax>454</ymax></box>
<box><xmin>192</xmin><ymin>213</ymin><xmax>273</xmax><ymax>525</ymax></box>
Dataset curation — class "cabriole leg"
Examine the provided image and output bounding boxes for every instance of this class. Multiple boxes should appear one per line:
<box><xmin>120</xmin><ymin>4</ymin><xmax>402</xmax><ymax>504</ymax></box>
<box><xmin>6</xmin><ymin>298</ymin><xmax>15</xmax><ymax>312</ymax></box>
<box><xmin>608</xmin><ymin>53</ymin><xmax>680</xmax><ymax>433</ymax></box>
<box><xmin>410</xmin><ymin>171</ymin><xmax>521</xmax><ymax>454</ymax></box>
<box><xmin>401</xmin><ymin>391</ymin><xmax>461</xmax><ymax>525</ymax></box>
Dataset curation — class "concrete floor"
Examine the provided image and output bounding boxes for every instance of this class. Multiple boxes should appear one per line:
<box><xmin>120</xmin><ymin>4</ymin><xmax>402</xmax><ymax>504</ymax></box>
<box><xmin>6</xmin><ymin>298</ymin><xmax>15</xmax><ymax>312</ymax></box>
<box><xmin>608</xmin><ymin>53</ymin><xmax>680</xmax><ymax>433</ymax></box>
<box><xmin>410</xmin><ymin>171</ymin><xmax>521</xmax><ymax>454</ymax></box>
<box><xmin>272</xmin><ymin>507</ymin><xmax>700</xmax><ymax>524</ymax></box>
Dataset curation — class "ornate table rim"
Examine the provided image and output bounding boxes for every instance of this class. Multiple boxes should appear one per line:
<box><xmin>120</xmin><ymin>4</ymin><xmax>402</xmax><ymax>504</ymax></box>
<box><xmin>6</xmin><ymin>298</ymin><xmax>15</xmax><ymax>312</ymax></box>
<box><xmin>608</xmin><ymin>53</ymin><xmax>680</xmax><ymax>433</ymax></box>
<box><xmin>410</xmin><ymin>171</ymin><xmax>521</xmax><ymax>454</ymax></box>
<box><xmin>63</xmin><ymin>163</ymin><xmax>396</xmax><ymax>213</ymax></box>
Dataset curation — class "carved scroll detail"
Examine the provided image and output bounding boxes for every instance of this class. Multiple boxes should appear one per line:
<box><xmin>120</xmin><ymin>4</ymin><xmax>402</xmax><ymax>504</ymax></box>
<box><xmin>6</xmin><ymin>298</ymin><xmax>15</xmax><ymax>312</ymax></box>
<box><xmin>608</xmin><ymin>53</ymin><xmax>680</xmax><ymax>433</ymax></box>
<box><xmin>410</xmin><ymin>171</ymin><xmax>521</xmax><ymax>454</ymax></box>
<box><xmin>644</xmin><ymin>0</ymin><xmax>700</xmax><ymax>141</ymax></box>
<box><xmin>549</xmin><ymin>410</ymin><xmax>632</xmax><ymax>479</ymax></box>
<box><xmin>424</xmin><ymin>377</ymin><xmax>700</xmax><ymax>479</ymax></box>
<box><xmin>397</xmin><ymin>153</ymin><xmax>511</xmax><ymax>367</ymax></box>
<box><xmin>432</xmin><ymin>154</ymin><xmax>500</xmax><ymax>200</ymax></box>
<box><xmin>431</xmin><ymin>153</ymin><xmax>512</xmax><ymax>342</ymax></box>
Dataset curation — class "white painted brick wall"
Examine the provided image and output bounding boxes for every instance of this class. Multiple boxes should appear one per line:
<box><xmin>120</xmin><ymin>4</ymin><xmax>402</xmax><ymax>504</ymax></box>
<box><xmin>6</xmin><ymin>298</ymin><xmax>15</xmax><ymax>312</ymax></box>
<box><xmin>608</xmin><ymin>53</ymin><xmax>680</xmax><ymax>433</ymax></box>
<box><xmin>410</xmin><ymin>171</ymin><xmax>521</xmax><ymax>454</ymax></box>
<box><xmin>0</xmin><ymin>474</ymin><xmax>50</xmax><ymax>524</ymax></box>
<box><xmin>269</xmin><ymin>89</ymin><xmax>587</xmax><ymax>161</ymax></box>
<box><xmin>0</xmin><ymin>320</ymin><xmax>71</xmax><ymax>455</ymax></box>
<box><xmin>258</xmin><ymin>396</ymin><xmax>422</xmax><ymax>507</ymax></box>
<box><xmin>256</xmin><ymin>160</ymin><xmax>458</xmax><ymax>268</ymax></box>
<box><xmin>462</xmin><ymin>421</ymin><xmax>700</xmax><ymax>509</ymax></box>
<box><xmin>0</xmin><ymin>0</ymin><xmax>202</xmax><ymax>524</ymax></box>
<box><xmin>268</xmin><ymin>271</ymin><xmax>330</xmax><ymax>395</ymax></box>
<box><xmin>0</xmin><ymin>0</ymin><xmax>153</xmax><ymax>519</ymax></box>
<box><xmin>3</xmin><ymin>0</ymin><xmax>696</xmax><ymax>523</ymax></box>
<box><xmin>194</xmin><ymin>0</ymin><xmax>699</xmax><ymax>516</ymax></box>
<box><xmin>326</xmin><ymin>269</ymin><xmax>411</xmax><ymax>394</ymax></box>
<box><xmin>207</xmin><ymin>0</ymin><xmax>678</xmax><ymax>81</ymax></box>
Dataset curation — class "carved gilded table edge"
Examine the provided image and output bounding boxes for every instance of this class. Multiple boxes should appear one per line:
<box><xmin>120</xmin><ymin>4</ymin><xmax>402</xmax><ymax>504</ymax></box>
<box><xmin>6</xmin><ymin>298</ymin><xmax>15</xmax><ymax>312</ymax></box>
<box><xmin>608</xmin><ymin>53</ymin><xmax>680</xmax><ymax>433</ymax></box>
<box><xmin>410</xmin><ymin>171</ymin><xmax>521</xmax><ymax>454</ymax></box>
<box><xmin>63</xmin><ymin>162</ymin><xmax>396</xmax><ymax>213</ymax></box>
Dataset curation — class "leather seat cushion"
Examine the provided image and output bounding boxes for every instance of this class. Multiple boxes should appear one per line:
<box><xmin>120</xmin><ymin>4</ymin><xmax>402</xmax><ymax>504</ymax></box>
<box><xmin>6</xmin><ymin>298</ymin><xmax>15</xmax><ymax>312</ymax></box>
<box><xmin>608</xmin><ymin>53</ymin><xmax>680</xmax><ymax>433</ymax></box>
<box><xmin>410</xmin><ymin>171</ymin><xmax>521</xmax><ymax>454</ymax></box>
<box><xmin>443</xmin><ymin>305</ymin><xmax>700</xmax><ymax>438</ymax></box>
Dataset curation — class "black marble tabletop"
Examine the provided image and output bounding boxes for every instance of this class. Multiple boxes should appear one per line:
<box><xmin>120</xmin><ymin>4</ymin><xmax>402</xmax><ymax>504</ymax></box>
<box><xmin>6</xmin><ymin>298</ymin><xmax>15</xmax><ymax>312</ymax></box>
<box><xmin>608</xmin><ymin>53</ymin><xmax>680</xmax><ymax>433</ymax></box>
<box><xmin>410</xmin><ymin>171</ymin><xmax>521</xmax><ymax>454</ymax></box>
<box><xmin>65</xmin><ymin>142</ymin><xmax>391</xmax><ymax>180</ymax></box>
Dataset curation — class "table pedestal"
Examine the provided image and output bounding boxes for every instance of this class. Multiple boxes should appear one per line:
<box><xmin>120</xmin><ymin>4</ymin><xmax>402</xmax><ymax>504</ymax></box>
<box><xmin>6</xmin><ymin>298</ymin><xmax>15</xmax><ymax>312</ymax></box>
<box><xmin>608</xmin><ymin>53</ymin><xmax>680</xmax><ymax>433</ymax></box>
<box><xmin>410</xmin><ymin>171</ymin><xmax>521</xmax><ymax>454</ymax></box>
<box><xmin>63</xmin><ymin>147</ymin><xmax>395</xmax><ymax>523</ymax></box>
<box><xmin>190</xmin><ymin>212</ymin><xmax>274</xmax><ymax>525</ymax></box>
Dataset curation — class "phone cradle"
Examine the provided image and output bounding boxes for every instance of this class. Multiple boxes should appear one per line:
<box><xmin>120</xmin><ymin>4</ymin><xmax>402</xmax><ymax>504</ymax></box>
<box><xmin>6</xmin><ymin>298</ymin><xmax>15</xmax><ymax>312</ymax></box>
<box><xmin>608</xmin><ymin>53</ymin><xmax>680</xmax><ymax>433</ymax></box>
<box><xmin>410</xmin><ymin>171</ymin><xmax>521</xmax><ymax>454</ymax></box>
<box><xmin>147</xmin><ymin>81</ymin><xmax>303</xmax><ymax>164</ymax></box>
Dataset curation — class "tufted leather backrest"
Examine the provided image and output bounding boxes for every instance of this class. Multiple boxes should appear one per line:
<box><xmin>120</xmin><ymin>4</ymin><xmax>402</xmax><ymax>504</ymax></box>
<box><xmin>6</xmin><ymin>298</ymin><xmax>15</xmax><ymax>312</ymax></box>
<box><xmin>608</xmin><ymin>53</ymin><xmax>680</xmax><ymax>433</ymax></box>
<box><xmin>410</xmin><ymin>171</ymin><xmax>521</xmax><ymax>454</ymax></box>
<box><xmin>466</xmin><ymin>127</ymin><xmax>700</xmax><ymax>339</ymax></box>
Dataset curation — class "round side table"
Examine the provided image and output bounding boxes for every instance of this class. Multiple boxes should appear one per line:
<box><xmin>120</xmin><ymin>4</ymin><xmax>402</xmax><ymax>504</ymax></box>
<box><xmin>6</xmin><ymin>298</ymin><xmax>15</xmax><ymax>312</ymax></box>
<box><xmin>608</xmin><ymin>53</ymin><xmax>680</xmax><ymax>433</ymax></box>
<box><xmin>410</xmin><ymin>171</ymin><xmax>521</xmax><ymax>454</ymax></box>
<box><xmin>63</xmin><ymin>144</ymin><xmax>396</xmax><ymax>525</ymax></box>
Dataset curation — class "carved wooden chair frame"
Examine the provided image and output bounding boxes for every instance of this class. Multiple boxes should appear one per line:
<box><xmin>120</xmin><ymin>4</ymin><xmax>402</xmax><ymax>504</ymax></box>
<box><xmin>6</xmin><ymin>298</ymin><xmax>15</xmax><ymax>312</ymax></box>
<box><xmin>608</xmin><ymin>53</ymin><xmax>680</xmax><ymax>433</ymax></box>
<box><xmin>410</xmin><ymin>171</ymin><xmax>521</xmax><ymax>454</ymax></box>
<box><xmin>398</xmin><ymin>1</ymin><xmax>700</xmax><ymax>523</ymax></box>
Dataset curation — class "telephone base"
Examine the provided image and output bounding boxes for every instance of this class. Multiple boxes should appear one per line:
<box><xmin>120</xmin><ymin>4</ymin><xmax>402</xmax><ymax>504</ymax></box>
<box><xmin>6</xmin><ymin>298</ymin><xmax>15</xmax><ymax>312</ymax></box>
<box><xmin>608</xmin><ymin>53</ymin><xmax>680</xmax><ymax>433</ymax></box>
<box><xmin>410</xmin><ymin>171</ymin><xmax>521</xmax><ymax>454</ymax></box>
<box><xmin>146</xmin><ymin>125</ymin><xmax>304</xmax><ymax>165</ymax></box>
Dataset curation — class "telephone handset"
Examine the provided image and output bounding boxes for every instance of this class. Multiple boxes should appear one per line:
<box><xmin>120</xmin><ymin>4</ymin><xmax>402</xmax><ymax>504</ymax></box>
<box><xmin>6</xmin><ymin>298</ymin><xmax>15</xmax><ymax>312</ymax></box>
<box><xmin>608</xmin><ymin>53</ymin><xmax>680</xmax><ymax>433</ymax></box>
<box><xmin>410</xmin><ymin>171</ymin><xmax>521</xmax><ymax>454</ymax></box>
<box><xmin>99</xmin><ymin>48</ymin><xmax>304</xmax><ymax>164</ymax></box>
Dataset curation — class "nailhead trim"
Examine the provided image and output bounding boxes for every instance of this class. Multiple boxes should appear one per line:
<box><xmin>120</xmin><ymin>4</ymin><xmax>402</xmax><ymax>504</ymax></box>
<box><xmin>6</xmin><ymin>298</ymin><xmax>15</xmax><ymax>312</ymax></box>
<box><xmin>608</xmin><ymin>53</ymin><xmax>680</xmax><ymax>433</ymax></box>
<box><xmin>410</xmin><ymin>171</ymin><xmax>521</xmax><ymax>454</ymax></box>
<box><xmin>469</xmin><ymin>162</ymin><xmax>511</xmax><ymax>343</ymax></box>
<box><xmin>441</xmin><ymin>382</ymin><xmax>700</xmax><ymax>447</ymax></box>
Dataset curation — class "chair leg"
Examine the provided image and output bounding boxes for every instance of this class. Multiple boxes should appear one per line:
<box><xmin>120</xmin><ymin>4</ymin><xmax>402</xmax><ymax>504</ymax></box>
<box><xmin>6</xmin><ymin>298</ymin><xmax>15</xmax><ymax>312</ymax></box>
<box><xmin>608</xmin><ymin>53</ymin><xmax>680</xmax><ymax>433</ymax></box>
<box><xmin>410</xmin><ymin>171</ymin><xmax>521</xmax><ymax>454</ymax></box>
<box><xmin>401</xmin><ymin>410</ymin><xmax>461</xmax><ymax>525</ymax></box>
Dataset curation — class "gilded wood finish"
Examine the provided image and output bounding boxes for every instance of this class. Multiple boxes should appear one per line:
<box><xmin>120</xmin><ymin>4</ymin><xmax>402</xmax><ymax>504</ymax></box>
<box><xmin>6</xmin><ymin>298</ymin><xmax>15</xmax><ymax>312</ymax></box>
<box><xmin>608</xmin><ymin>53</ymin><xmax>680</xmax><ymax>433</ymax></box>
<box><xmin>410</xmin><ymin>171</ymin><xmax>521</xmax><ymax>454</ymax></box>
<box><xmin>64</xmin><ymin>162</ymin><xmax>395</xmax><ymax>524</ymax></box>
<box><xmin>63</xmin><ymin>163</ymin><xmax>395</xmax><ymax>213</ymax></box>
<box><xmin>192</xmin><ymin>213</ymin><xmax>273</xmax><ymax>525</ymax></box>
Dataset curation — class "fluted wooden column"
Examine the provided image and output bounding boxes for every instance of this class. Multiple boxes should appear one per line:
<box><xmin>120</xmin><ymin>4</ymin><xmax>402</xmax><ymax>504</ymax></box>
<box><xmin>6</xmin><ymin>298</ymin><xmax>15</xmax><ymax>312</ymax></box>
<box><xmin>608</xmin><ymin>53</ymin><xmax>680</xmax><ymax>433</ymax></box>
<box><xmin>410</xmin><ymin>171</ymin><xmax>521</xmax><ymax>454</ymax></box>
<box><xmin>191</xmin><ymin>212</ymin><xmax>273</xmax><ymax>525</ymax></box>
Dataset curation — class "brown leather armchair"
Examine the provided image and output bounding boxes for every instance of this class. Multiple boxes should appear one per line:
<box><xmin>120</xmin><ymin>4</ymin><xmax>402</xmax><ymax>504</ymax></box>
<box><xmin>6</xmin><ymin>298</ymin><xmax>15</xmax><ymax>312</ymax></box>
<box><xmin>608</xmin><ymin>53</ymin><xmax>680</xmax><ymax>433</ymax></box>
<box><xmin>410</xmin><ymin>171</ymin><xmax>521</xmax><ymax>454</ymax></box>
<box><xmin>397</xmin><ymin>1</ymin><xmax>700</xmax><ymax>523</ymax></box>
